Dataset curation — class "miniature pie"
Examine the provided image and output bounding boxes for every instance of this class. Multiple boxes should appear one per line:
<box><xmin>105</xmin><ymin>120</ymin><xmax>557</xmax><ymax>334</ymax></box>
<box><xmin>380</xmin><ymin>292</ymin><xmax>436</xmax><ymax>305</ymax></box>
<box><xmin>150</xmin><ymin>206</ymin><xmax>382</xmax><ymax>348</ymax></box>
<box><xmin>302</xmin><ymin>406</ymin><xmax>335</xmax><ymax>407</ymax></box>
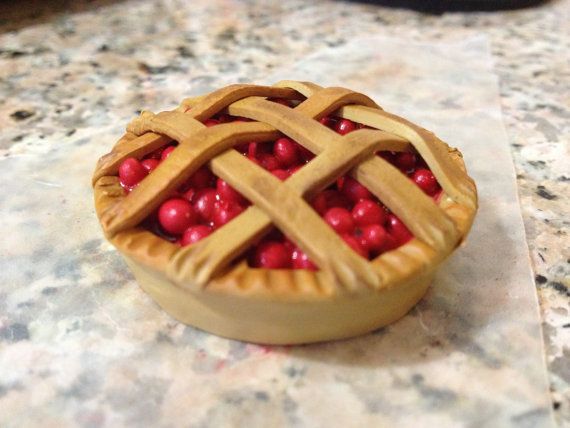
<box><xmin>92</xmin><ymin>81</ymin><xmax>478</xmax><ymax>344</ymax></box>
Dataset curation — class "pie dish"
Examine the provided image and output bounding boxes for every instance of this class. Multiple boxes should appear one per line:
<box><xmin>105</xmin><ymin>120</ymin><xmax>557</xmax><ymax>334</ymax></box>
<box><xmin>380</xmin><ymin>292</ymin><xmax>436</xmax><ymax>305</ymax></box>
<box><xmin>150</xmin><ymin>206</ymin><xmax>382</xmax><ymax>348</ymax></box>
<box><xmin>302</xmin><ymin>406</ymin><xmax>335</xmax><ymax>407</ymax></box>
<box><xmin>92</xmin><ymin>81</ymin><xmax>478</xmax><ymax>344</ymax></box>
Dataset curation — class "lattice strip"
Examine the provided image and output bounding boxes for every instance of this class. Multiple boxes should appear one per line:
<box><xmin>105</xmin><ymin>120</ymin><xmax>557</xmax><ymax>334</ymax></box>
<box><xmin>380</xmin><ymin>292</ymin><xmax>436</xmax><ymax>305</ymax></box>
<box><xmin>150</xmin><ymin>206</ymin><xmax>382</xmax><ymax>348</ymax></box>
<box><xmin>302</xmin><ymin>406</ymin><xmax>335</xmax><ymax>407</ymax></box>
<box><xmin>288</xmin><ymin>86</ymin><xmax>381</xmax><ymax>119</ymax></box>
<box><xmin>127</xmin><ymin>111</ymin><xmax>203</xmax><ymax>139</ymax></box>
<box><xmin>182</xmin><ymin>84</ymin><xmax>301</xmax><ymax>121</ymax></box>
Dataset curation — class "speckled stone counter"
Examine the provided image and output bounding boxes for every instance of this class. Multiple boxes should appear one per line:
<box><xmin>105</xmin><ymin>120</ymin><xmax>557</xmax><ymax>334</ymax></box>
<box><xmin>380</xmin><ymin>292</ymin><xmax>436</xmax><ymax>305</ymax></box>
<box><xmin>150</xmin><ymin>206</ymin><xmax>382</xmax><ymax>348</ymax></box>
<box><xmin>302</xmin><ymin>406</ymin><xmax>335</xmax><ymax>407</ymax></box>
<box><xmin>1</xmin><ymin>0</ymin><xmax>568</xmax><ymax>425</ymax></box>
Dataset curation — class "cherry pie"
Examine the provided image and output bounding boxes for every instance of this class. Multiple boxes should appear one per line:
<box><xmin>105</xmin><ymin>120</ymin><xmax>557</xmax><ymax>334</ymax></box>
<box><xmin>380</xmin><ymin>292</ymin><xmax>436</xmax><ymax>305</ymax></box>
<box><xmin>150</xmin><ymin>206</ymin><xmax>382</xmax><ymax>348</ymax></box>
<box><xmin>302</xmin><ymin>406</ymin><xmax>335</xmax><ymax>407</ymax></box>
<box><xmin>92</xmin><ymin>81</ymin><xmax>477</xmax><ymax>344</ymax></box>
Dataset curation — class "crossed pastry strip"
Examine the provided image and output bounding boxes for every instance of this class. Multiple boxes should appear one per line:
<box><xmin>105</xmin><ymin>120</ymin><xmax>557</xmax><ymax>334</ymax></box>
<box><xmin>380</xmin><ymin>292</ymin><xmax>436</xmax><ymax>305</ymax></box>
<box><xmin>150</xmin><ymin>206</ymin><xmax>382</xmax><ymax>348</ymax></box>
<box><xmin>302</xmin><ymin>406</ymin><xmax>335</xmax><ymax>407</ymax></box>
<box><xmin>93</xmin><ymin>81</ymin><xmax>477</xmax><ymax>295</ymax></box>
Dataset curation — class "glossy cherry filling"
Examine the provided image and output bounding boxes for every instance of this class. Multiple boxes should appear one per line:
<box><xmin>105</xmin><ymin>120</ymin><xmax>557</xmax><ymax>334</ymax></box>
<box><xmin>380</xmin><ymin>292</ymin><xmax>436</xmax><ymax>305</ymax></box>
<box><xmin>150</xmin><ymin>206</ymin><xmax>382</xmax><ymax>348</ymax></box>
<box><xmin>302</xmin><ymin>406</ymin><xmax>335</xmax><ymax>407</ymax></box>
<box><xmin>117</xmin><ymin>109</ymin><xmax>442</xmax><ymax>270</ymax></box>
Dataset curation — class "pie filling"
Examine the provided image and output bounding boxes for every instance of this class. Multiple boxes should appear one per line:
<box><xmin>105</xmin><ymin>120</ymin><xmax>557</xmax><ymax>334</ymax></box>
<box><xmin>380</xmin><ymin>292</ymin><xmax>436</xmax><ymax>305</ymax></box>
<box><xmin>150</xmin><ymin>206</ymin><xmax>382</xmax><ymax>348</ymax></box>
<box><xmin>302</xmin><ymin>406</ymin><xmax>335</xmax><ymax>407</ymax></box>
<box><xmin>117</xmin><ymin>99</ymin><xmax>442</xmax><ymax>270</ymax></box>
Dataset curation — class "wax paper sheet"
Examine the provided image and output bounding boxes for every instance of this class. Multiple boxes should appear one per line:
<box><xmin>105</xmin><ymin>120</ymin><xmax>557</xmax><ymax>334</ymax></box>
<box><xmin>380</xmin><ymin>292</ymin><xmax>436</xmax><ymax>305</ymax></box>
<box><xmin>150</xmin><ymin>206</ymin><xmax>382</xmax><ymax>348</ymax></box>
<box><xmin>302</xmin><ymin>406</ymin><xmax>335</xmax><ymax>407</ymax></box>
<box><xmin>0</xmin><ymin>36</ymin><xmax>553</xmax><ymax>427</ymax></box>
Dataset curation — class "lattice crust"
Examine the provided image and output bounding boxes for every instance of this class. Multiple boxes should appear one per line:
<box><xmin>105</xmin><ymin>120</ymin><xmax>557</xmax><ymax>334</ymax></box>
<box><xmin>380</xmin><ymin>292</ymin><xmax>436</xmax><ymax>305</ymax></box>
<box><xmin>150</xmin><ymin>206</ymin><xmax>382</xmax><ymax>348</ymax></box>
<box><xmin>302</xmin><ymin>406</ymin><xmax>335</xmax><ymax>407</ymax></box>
<box><xmin>93</xmin><ymin>81</ymin><xmax>477</xmax><ymax>297</ymax></box>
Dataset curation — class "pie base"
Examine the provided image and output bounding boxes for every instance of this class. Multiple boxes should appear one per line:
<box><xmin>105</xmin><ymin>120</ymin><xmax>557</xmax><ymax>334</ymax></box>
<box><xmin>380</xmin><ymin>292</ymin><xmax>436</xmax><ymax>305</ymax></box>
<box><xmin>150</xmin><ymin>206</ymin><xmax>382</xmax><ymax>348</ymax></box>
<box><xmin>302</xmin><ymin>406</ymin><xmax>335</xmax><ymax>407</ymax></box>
<box><xmin>124</xmin><ymin>255</ymin><xmax>432</xmax><ymax>344</ymax></box>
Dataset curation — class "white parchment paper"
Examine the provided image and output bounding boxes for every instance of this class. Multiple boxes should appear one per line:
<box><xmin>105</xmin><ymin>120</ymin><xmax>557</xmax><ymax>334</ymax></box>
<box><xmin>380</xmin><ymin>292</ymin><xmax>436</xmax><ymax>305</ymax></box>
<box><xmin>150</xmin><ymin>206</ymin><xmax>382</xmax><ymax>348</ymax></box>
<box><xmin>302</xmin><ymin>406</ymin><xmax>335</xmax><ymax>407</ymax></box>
<box><xmin>261</xmin><ymin>35</ymin><xmax>555</xmax><ymax>427</ymax></box>
<box><xmin>0</xmin><ymin>36</ymin><xmax>553</xmax><ymax>427</ymax></box>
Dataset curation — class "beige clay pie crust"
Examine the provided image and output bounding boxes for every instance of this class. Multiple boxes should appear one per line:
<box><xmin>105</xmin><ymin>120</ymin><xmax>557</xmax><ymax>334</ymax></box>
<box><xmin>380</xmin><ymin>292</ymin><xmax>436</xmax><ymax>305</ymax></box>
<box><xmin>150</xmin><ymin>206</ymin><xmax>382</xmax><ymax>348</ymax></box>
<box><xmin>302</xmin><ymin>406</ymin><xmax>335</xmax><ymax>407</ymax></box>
<box><xmin>92</xmin><ymin>81</ymin><xmax>478</xmax><ymax>344</ymax></box>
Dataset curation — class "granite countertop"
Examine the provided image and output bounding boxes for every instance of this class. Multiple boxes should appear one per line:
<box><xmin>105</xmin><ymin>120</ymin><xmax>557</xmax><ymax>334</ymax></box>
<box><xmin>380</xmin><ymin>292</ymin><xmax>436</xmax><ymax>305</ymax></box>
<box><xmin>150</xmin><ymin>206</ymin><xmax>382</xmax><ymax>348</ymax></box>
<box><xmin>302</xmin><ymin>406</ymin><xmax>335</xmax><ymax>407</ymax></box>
<box><xmin>0</xmin><ymin>0</ymin><xmax>568</xmax><ymax>425</ymax></box>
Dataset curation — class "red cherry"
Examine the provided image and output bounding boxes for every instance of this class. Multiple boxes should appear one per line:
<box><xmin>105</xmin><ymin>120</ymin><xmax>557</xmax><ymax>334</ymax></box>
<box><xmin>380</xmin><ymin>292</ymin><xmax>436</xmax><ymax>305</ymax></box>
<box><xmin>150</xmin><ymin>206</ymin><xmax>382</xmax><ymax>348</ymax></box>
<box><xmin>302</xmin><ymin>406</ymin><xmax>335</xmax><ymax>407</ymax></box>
<box><xmin>387</xmin><ymin>214</ymin><xmax>413</xmax><ymax>245</ymax></box>
<box><xmin>291</xmin><ymin>248</ymin><xmax>317</xmax><ymax>270</ymax></box>
<box><xmin>341</xmin><ymin>234</ymin><xmax>368</xmax><ymax>258</ymax></box>
<box><xmin>335</xmin><ymin>119</ymin><xmax>356</xmax><ymax>135</ymax></box>
<box><xmin>216</xmin><ymin>178</ymin><xmax>246</xmax><ymax>205</ymax></box>
<box><xmin>324</xmin><ymin>207</ymin><xmax>355</xmax><ymax>234</ymax></box>
<box><xmin>247</xmin><ymin>141</ymin><xmax>272</xmax><ymax>159</ymax></box>
<box><xmin>382</xmin><ymin>233</ymin><xmax>399</xmax><ymax>252</ymax></box>
<box><xmin>160</xmin><ymin>145</ymin><xmax>176</xmax><ymax>160</ymax></box>
<box><xmin>213</xmin><ymin>201</ymin><xmax>244</xmax><ymax>228</ymax></box>
<box><xmin>143</xmin><ymin>213</ymin><xmax>178</xmax><ymax>241</ymax></box>
<box><xmin>247</xmin><ymin>155</ymin><xmax>260</xmax><ymax>166</ymax></box>
<box><xmin>319</xmin><ymin>116</ymin><xmax>336</xmax><ymax>128</ymax></box>
<box><xmin>182</xmin><ymin>188</ymin><xmax>196</xmax><ymax>202</ymax></box>
<box><xmin>204</xmin><ymin>118</ymin><xmax>220</xmax><ymax>127</ymax></box>
<box><xmin>248</xmin><ymin>142</ymin><xmax>259</xmax><ymax>159</ymax></box>
<box><xmin>339</xmin><ymin>176</ymin><xmax>372</xmax><ymax>203</ymax></box>
<box><xmin>180</xmin><ymin>225</ymin><xmax>212</xmax><ymax>246</ymax></box>
<box><xmin>270</xmin><ymin>98</ymin><xmax>291</xmax><ymax>107</ymax></box>
<box><xmin>141</xmin><ymin>158</ymin><xmax>160</xmax><ymax>173</ymax></box>
<box><xmin>266</xmin><ymin>228</ymin><xmax>285</xmax><ymax>241</ymax></box>
<box><xmin>433</xmin><ymin>189</ymin><xmax>443</xmax><ymax>202</ymax></box>
<box><xmin>283</xmin><ymin>237</ymin><xmax>296</xmax><ymax>252</ymax></box>
<box><xmin>118</xmin><ymin>157</ymin><xmax>148</xmax><ymax>187</ymax></box>
<box><xmin>358</xmin><ymin>224</ymin><xmax>388</xmax><ymax>253</ymax></box>
<box><xmin>312</xmin><ymin>193</ymin><xmax>328</xmax><ymax>216</ymax></box>
<box><xmin>274</xmin><ymin>137</ymin><xmax>300</xmax><ymax>167</ymax></box>
<box><xmin>158</xmin><ymin>198</ymin><xmax>197</xmax><ymax>235</ymax></box>
<box><xmin>378</xmin><ymin>151</ymin><xmax>396</xmax><ymax>164</ymax></box>
<box><xmin>271</xmin><ymin>169</ymin><xmax>290</xmax><ymax>181</ymax></box>
<box><xmin>252</xmin><ymin>241</ymin><xmax>291</xmax><ymax>268</ymax></box>
<box><xmin>295</xmin><ymin>142</ymin><xmax>314</xmax><ymax>162</ymax></box>
<box><xmin>188</xmin><ymin>166</ymin><xmax>215</xmax><ymax>189</ymax></box>
<box><xmin>413</xmin><ymin>168</ymin><xmax>440</xmax><ymax>196</ymax></box>
<box><xmin>258</xmin><ymin>153</ymin><xmax>280</xmax><ymax>171</ymax></box>
<box><xmin>147</xmin><ymin>147</ymin><xmax>164</xmax><ymax>160</ymax></box>
<box><xmin>395</xmin><ymin>152</ymin><xmax>417</xmax><ymax>171</ymax></box>
<box><xmin>312</xmin><ymin>190</ymin><xmax>350</xmax><ymax>215</ymax></box>
<box><xmin>193</xmin><ymin>188</ymin><xmax>218</xmax><ymax>222</ymax></box>
<box><xmin>216</xmin><ymin>114</ymin><xmax>229</xmax><ymax>123</ymax></box>
<box><xmin>235</xmin><ymin>142</ymin><xmax>249</xmax><ymax>154</ymax></box>
<box><xmin>327</xmin><ymin>190</ymin><xmax>351</xmax><ymax>209</ymax></box>
<box><xmin>352</xmin><ymin>200</ymin><xmax>386</xmax><ymax>227</ymax></box>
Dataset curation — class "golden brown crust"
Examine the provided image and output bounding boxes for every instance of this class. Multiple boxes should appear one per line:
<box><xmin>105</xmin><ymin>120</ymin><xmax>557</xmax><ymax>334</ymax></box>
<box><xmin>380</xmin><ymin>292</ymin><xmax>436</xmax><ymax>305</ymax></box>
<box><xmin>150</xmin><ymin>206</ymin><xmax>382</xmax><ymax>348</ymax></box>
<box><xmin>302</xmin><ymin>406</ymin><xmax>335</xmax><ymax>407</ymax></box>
<box><xmin>93</xmin><ymin>81</ymin><xmax>478</xmax><ymax>302</ymax></box>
